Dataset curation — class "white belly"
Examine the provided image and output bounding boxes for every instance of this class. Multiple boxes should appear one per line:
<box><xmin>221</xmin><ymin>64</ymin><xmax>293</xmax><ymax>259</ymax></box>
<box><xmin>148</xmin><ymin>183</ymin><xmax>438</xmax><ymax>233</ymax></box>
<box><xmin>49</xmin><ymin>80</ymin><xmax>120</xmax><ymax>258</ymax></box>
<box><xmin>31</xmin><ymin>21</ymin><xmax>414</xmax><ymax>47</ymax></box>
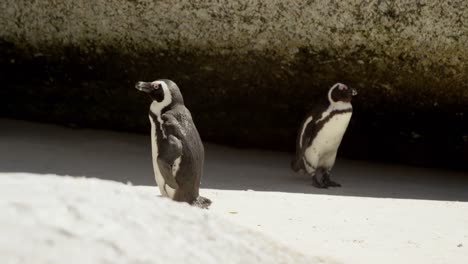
<box><xmin>304</xmin><ymin>112</ymin><xmax>352</xmax><ymax>171</ymax></box>
<box><xmin>149</xmin><ymin>116</ymin><xmax>176</xmax><ymax>198</ymax></box>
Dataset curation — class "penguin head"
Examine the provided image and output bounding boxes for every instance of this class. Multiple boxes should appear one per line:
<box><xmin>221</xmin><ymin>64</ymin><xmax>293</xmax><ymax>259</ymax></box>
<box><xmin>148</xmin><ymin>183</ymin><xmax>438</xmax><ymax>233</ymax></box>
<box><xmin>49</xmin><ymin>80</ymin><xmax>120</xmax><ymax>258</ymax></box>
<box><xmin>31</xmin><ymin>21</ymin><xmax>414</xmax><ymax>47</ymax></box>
<box><xmin>328</xmin><ymin>83</ymin><xmax>357</xmax><ymax>104</ymax></box>
<box><xmin>135</xmin><ymin>79</ymin><xmax>184</xmax><ymax>108</ymax></box>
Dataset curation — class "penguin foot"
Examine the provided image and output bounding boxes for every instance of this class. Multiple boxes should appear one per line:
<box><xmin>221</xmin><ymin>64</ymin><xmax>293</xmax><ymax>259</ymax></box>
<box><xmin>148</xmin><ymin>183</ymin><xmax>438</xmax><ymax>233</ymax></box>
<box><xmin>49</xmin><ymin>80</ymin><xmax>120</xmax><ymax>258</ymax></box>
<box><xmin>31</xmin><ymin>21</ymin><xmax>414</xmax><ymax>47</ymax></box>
<box><xmin>291</xmin><ymin>158</ymin><xmax>305</xmax><ymax>174</ymax></box>
<box><xmin>324</xmin><ymin>179</ymin><xmax>341</xmax><ymax>187</ymax></box>
<box><xmin>312</xmin><ymin>176</ymin><xmax>328</xmax><ymax>189</ymax></box>
<box><xmin>192</xmin><ymin>196</ymin><xmax>212</xmax><ymax>209</ymax></box>
<box><xmin>297</xmin><ymin>169</ymin><xmax>307</xmax><ymax>175</ymax></box>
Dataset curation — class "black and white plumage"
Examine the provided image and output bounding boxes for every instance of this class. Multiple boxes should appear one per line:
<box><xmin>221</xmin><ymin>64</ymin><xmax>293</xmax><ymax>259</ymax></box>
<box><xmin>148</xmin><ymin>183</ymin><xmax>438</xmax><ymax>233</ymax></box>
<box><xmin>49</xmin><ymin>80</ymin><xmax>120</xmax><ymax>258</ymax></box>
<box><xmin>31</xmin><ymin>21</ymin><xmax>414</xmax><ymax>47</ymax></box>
<box><xmin>136</xmin><ymin>79</ymin><xmax>211</xmax><ymax>208</ymax></box>
<box><xmin>291</xmin><ymin>83</ymin><xmax>357</xmax><ymax>188</ymax></box>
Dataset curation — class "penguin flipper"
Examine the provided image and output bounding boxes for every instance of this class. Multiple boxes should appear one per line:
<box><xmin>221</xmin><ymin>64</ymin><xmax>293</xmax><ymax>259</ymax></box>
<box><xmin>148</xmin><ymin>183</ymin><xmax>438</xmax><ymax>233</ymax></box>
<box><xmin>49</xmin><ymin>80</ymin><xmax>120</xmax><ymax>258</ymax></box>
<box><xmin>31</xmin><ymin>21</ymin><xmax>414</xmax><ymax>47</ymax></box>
<box><xmin>157</xmin><ymin>134</ymin><xmax>183</xmax><ymax>189</ymax></box>
<box><xmin>162</xmin><ymin>113</ymin><xmax>184</xmax><ymax>138</ymax></box>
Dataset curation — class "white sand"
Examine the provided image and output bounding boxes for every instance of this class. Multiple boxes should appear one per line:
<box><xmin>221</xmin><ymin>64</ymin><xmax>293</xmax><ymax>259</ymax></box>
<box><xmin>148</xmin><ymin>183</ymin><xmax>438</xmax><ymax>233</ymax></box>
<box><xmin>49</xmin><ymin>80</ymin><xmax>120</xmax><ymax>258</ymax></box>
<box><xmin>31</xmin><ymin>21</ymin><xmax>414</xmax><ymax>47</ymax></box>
<box><xmin>1</xmin><ymin>119</ymin><xmax>467</xmax><ymax>263</ymax></box>
<box><xmin>1</xmin><ymin>173</ymin><xmax>329</xmax><ymax>264</ymax></box>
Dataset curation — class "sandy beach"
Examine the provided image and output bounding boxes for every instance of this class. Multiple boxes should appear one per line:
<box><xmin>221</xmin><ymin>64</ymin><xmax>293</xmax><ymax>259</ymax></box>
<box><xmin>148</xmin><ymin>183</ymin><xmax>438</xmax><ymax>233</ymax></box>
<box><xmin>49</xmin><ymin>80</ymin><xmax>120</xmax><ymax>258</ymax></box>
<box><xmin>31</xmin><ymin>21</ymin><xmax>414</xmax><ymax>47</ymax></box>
<box><xmin>1</xmin><ymin>119</ymin><xmax>467</xmax><ymax>263</ymax></box>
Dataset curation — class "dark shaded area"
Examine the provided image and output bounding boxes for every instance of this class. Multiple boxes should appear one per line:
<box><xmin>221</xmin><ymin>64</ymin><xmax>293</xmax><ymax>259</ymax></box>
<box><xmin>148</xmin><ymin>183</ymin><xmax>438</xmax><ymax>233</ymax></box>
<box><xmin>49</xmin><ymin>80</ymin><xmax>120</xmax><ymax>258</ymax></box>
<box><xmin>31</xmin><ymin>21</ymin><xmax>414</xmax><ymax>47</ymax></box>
<box><xmin>0</xmin><ymin>40</ymin><xmax>467</xmax><ymax>170</ymax></box>
<box><xmin>1</xmin><ymin>119</ymin><xmax>468</xmax><ymax>202</ymax></box>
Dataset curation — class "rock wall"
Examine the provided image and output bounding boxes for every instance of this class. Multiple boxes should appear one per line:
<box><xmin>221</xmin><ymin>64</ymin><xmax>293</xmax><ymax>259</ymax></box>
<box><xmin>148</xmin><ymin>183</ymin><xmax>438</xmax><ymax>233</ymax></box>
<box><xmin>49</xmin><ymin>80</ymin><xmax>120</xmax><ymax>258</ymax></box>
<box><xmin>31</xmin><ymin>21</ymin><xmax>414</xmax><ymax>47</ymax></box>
<box><xmin>0</xmin><ymin>0</ymin><xmax>467</xmax><ymax>169</ymax></box>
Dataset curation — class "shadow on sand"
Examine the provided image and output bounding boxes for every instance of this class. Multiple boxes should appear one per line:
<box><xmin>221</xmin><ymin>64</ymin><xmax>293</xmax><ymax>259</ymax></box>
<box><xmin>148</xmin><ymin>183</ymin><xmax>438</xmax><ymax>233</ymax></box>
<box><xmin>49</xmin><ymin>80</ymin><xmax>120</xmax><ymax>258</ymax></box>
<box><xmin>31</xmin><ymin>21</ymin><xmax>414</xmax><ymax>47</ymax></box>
<box><xmin>1</xmin><ymin>119</ymin><xmax>467</xmax><ymax>202</ymax></box>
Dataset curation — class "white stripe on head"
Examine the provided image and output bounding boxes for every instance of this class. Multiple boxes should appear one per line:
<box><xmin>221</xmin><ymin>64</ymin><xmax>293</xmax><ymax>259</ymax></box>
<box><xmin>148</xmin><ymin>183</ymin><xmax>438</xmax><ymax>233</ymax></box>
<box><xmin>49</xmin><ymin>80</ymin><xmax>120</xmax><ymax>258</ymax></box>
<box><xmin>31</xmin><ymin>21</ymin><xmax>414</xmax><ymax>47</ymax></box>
<box><xmin>150</xmin><ymin>81</ymin><xmax>172</xmax><ymax>114</ymax></box>
<box><xmin>299</xmin><ymin>116</ymin><xmax>313</xmax><ymax>149</ymax></box>
<box><xmin>150</xmin><ymin>80</ymin><xmax>172</xmax><ymax>138</ymax></box>
<box><xmin>328</xmin><ymin>83</ymin><xmax>344</xmax><ymax>104</ymax></box>
<box><xmin>317</xmin><ymin>83</ymin><xmax>352</xmax><ymax>123</ymax></box>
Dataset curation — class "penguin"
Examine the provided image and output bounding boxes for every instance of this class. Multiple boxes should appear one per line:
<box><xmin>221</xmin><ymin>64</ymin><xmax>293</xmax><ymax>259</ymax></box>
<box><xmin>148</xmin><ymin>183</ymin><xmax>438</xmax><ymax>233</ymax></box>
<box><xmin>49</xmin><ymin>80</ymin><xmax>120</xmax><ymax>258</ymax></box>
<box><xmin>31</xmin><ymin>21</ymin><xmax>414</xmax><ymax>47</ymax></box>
<box><xmin>291</xmin><ymin>83</ymin><xmax>357</xmax><ymax>188</ymax></box>
<box><xmin>135</xmin><ymin>79</ymin><xmax>211</xmax><ymax>208</ymax></box>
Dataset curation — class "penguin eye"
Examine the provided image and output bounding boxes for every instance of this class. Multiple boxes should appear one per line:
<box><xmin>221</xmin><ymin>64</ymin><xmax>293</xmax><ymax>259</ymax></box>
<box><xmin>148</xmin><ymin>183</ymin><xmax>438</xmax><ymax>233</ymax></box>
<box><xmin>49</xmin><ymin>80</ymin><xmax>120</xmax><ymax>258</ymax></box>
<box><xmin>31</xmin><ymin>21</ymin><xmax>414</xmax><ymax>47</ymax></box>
<box><xmin>152</xmin><ymin>83</ymin><xmax>162</xmax><ymax>90</ymax></box>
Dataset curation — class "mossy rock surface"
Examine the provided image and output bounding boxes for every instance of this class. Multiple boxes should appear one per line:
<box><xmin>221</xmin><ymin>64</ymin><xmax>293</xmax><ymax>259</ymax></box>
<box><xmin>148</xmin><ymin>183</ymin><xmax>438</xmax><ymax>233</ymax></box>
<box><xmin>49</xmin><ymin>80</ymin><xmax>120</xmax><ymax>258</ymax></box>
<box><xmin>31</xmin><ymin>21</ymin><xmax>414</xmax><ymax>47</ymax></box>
<box><xmin>0</xmin><ymin>0</ymin><xmax>467</xmax><ymax>169</ymax></box>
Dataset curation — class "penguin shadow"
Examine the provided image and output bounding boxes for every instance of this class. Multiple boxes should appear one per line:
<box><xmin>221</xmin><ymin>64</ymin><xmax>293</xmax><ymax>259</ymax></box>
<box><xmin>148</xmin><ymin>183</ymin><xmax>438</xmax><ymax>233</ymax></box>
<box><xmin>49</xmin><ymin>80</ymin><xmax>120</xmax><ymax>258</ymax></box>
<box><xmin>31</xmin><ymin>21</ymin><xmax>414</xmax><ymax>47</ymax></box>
<box><xmin>1</xmin><ymin>119</ymin><xmax>468</xmax><ymax>202</ymax></box>
<box><xmin>0</xmin><ymin>119</ymin><xmax>156</xmax><ymax>186</ymax></box>
<box><xmin>203</xmin><ymin>144</ymin><xmax>468</xmax><ymax>202</ymax></box>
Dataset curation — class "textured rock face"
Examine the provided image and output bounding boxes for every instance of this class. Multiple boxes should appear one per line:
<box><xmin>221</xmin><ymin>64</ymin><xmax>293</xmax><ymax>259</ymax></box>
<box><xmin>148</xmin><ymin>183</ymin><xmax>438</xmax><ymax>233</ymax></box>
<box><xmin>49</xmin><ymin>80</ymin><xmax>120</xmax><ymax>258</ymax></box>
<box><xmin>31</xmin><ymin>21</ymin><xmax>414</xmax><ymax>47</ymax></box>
<box><xmin>0</xmin><ymin>0</ymin><xmax>467</xmax><ymax>168</ymax></box>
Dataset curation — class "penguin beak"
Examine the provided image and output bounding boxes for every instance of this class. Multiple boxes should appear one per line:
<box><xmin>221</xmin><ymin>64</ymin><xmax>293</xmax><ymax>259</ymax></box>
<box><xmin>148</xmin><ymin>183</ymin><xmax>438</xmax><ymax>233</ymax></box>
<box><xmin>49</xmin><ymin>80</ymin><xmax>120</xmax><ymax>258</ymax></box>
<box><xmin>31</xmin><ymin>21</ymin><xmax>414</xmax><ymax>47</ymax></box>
<box><xmin>135</xmin><ymin>82</ymin><xmax>153</xmax><ymax>93</ymax></box>
<box><xmin>352</xmin><ymin>88</ymin><xmax>358</xmax><ymax>96</ymax></box>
